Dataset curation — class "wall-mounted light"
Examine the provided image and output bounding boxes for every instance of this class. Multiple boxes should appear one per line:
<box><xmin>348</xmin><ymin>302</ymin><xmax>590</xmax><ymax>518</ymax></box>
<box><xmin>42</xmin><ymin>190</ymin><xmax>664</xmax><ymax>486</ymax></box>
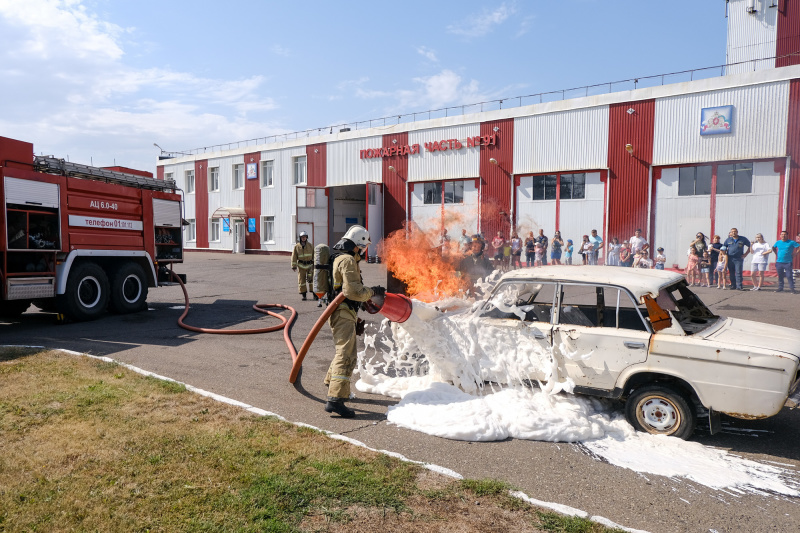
<box><xmin>388</xmin><ymin>165</ymin><xmax>396</xmax><ymax>172</ymax></box>
<box><xmin>627</xmin><ymin>108</ymin><xmax>636</xmax><ymax>115</ymax></box>
<box><xmin>314</xmin><ymin>148</ymin><xmax>319</xmax><ymax>154</ymax></box>
<box><xmin>625</xmin><ymin>144</ymin><xmax>634</xmax><ymax>156</ymax></box>
<box><xmin>489</xmin><ymin>158</ymin><xmax>498</xmax><ymax>165</ymax></box>
<box><xmin>493</xmin><ymin>126</ymin><xmax>500</xmax><ymax>132</ymax></box>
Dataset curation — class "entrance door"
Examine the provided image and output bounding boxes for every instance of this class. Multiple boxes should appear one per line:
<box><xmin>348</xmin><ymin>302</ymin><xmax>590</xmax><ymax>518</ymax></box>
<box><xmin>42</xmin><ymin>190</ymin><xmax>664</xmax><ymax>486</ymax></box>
<box><xmin>296</xmin><ymin>187</ymin><xmax>329</xmax><ymax>246</ymax></box>
<box><xmin>233</xmin><ymin>221</ymin><xmax>245</xmax><ymax>253</ymax></box>
<box><xmin>366</xmin><ymin>182</ymin><xmax>383</xmax><ymax>260</ymax></box>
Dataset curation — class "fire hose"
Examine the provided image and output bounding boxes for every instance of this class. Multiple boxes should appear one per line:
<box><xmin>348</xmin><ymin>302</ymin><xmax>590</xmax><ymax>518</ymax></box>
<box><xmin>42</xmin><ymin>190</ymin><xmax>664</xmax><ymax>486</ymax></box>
<box><xmin>168</xmin><ymin>269</ymin><xmax>345</xmax><ymax>383</ymax></box>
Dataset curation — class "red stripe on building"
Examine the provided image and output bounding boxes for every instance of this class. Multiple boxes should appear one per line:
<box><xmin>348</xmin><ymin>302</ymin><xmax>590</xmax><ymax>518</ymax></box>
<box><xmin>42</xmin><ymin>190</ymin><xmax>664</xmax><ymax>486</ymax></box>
<box><xmin>244</xmin><ymin>151</ymin><xmax>261</xmax><ymax>250</ymax></box>
<box><xmin>480</xmin><ymin>118</ymin><xmax>514</xmax><ymax>238</ymax></box>
<box><xmin>382</xmin><ymin>132</ymin><xmax>409</xmax><ymax>236</ymax></box>
<box><xmin>156</xmin><ymin>166</ymin><xmax>164</xmax><ymax>180</ymax></box>
<box><xmin>777</xmin><ymin>0</ymin><xmax>800</xmax><ymax>67</ymax></box>
<box><xmin>306</xmin><ymin>143</ymin><xmax>327</xmax><ymax>187</ymax></box>
<box><xmin>649</xmin><ymin>167</ymin><xmax>661</xmax><ymax>253</ymax></box>
<box><xmin>785</xmin><ymin>79</ymin><xmax>800</xmax><ymax>266</ymax></box>
<box><xmin>195</xmin><ymin>160</ymin><xmax>209</xmax><ymax>248</ymax></box>
<box><xmin>607</xmin><ymin>100</ymin><xmax>655</xmax><ymax>242</ymax></box>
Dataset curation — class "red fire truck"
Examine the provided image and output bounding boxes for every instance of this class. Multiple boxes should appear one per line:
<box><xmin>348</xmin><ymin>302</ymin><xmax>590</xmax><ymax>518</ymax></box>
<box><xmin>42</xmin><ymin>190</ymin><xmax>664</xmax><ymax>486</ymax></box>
<box><xmin>0</xmin><ymin>136</ymin><xmax>184</xmax><ymax>321</ymax></box>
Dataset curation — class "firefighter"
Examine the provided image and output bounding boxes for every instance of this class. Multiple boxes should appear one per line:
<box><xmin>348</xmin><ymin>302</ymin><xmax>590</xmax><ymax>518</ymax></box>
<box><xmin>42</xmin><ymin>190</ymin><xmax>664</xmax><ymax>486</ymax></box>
<box><xmin>291</xmin><ymin>231</ymin><xmax>315</xmax><ymax>300</ymax></box>
<box><xmin>324</xmin><ymin>224</ymin><xmax>384</xmax><ymax>418</ymax></box>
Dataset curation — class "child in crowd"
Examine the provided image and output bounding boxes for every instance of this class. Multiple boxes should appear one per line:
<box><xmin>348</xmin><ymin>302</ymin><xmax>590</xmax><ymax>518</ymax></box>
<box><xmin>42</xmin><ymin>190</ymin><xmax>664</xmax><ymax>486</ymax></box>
<box><xmin>716</xmin><ymin>248</ymin><xmax>729</xmax><ymax>289</ymax></box>
<box><xmin>534</xmin><ymin>242</ymin><xmax>544</xmax><ymax>267</ymax></box>
<box><xmin>686</xmin><ymin>247</ymin><xmax>700</xmax><ymax>286</ymax></box>
<box><xmin>635</xmin><ymin>251</ymin><xmax>652</xmax><ymax>269</ymax></box>
<box><xmin>654</xmin><ymin>247</ymin><xmax>666</xmax><ymax>270</ymax></box>
<box><xmin>565</xmin><ymin>239</ymin><xmax>574</xmax><ymax>265</ymax></box>
<box><xmin>502</xmin><ymin>240</ymin><xmax>512</xmax><ymax>271</ymax></box>
<box><xmin>699</xmin><ymin>251</ymin><xmax>711</xmax><ymax>287</ymax></box>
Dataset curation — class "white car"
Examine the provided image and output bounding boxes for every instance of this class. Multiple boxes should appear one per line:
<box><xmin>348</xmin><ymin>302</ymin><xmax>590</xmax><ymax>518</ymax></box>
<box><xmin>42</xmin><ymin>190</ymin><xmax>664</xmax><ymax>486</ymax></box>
<box><xmin>479</xmin><ymin>266</ymin><xmax>800</xmax><ymax>439</ymax></box>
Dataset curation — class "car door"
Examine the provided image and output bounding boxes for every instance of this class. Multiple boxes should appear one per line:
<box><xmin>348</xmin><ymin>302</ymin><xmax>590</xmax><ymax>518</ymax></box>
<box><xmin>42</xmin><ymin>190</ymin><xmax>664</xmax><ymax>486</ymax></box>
<box><xmin>477</xmin><ymin>280</ymin><xmax>556</xmax><ymax>384</ymax></box>
<box><xmin>553</xmin><ymin>283</ymin><xmax>651</xmax><ymax>391</ymax></box>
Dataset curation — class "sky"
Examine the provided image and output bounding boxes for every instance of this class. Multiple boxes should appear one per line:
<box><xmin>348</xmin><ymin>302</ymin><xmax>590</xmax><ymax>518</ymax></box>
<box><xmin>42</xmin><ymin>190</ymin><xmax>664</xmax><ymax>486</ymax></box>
<box><xmin>0</xmin><ymin>0</ymin><xmax>730</xmax><ymax>174</ymax></box>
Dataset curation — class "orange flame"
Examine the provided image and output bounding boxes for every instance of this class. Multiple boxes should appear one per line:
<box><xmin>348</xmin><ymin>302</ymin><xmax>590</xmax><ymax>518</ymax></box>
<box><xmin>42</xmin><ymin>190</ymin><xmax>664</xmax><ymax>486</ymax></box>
<box><xmin>379</xmin><ymin>223</ymin><xmax>469</xmax><ymax>302</ymax></box>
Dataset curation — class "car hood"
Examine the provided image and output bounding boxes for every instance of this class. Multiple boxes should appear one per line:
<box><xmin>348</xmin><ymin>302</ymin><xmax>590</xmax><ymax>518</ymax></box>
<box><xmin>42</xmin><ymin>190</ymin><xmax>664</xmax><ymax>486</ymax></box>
<box><xmin>702</xmin><ymin>317</ymin><xmax>800</xmax><ymax>359</ymax></box>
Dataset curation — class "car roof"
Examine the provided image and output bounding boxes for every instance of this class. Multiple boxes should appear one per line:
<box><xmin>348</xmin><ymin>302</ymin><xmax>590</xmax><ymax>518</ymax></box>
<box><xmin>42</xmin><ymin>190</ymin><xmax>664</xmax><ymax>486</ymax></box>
<box><xmin>498</xmin><ymin>265</ymin><xmax>684</xmax><ymax>300</ymax></box>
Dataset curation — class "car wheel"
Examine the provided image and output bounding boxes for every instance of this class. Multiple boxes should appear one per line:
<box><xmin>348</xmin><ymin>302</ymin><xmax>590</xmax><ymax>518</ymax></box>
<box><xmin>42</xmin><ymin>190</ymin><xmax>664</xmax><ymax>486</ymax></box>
<box><xmin>0</xmin><ymin>300</ymin><xmax>31</xmax><ymax>318</ymax></box>
<box><xmin>109</xmin><ymin>262</ymin><xmax>148</xmax><ymax>314</ymax></box>
<box><xmin>57</xmin><ymin>262</ymin><xmax>109</xmax><ymax>321</ymax></box>
<box><xmin>625</xmin><ymin>384</ymin><xmax>696</xmax><ymax>439</ymax></box>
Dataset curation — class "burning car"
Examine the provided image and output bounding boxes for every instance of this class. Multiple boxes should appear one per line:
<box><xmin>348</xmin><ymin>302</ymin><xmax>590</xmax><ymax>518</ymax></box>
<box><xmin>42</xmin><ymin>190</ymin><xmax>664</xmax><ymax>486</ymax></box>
<box><xmin>478</xmin><ymin>266</ymin><xmax>800</xmax><ymax>439</ymax></box>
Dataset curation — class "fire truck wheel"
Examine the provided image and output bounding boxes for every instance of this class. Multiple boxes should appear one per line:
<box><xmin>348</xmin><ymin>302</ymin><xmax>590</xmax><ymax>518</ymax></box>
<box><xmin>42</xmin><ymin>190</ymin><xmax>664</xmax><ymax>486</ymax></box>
<box><xmin>59</xmin><ymin>262</ymin><xmax>110</xmax><ymax>321</ymax></box>
<box><xmin>0</xmin><ymin>300</ymin><xmax>31</xmax><ymax>318</ymax></box>
<box><xmin>109</xmin><ymin>263</ymin><xmax>148</xmax><ymax>314</ymax></box>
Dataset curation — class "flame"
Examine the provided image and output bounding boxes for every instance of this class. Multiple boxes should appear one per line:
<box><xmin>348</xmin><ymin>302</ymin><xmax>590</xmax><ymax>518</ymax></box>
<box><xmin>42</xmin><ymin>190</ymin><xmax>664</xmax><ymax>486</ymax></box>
<box><xmin>379</xmin><ymin>223</ymin><xmax>469</xmax><ymax>302</ymax></box>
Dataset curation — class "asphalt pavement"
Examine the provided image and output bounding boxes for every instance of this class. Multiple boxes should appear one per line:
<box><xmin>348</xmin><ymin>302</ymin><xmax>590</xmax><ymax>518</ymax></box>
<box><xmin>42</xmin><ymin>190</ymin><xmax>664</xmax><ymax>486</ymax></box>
<box><xmin>4</xmin><ymin>253</ymin><xmax>800</xmax><ymax>533</ymax></box>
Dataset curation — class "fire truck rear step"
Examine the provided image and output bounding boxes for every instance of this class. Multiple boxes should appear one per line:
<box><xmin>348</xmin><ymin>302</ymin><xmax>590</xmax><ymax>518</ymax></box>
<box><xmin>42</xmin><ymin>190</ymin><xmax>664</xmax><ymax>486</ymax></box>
<box><xmin>7</xmin><ymin>277</ymin><xmax>55</xmax><ymax>299</ymax></box>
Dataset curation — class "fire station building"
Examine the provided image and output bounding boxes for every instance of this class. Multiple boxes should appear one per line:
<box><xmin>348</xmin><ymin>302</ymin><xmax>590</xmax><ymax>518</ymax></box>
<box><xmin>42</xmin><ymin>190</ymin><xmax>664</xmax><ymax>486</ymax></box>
<box><xmin>158</xmin><ymin>0</ymin><xmax>800</xmax><ymax>268</ymax></box>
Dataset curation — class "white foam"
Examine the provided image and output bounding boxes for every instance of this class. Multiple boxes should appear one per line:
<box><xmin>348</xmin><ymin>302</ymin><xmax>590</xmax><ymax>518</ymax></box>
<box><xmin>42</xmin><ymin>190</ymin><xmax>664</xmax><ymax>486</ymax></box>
<box><xmin>357</xmin><ymin>297</ymin><xmax>800</xmax><ymax>497</ymax></box>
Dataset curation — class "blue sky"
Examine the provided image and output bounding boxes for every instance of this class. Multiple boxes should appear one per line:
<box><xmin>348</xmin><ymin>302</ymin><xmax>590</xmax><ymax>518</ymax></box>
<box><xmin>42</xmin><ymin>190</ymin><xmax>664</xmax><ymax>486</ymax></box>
<box><xmin>0</xmin><ymin>0</ymin><xmax>729</xmax><ymax>173</ymax></box>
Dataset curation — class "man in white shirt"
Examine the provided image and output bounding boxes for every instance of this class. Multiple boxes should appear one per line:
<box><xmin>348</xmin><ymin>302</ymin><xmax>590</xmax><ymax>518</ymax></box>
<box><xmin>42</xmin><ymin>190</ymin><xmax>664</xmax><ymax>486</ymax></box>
<box><xmin>629</xmin><ymin>228</ymin><xmax>648</xmax><ymax>255</ymax></box>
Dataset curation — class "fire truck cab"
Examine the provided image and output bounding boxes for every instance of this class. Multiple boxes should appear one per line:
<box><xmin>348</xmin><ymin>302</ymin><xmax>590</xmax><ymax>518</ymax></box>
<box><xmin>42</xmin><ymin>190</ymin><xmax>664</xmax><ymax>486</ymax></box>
<box><xmin>0</xmin><ymin>136</ymin><xmax>185</xmax><ymax>321</ymax></box>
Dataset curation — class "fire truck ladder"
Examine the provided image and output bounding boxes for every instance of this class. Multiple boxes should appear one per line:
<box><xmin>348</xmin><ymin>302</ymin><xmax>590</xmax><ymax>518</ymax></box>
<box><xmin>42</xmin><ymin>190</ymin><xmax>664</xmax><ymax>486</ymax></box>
<box><xmin>33</xmin><ymin>156</ymin><xmax>177</xmax><ymax>192</ymax></box>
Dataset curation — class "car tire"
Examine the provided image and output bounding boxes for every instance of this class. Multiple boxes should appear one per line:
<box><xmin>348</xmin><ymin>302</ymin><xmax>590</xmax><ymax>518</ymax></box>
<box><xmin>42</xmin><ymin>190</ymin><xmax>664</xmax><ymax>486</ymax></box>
<box><xmin>0</xmin><ymin>299</ymin><xmax>31</xmax><ymax>318</ymax></box>
<box><xmin>57</xmin><ymin>262</ymin><xmax>109</xmax><ymax>321</ymax></box>
<box><xmin>625</xmin><ymin>384</ymin><xmax>696</xmax><ymax>439</ymax></box>
<box><xmin>109</xmin><ymin>262</ymin><xmax>148</xmax><ymax>314</ymax></box>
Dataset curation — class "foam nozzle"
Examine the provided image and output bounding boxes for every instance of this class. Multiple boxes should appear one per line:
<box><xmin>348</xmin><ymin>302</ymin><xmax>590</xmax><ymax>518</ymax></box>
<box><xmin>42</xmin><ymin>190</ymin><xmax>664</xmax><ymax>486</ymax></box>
<box><xmin>364</xmin><ymin>292</ymin><xmax>413</xmax><ymax>323</ymax></box>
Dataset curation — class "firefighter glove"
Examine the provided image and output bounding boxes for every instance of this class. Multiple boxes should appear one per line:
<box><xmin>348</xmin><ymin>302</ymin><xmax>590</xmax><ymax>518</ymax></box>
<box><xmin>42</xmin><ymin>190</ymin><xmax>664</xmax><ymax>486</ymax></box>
<box><xmin>355</xmin><ymin>318</ymin><xmax>366</xmax><ymax>336</ymax></box>
<box><xmin>371</xmin><ymin>285</ymin><xmax>386</xmax><ymax>296</ymax></box>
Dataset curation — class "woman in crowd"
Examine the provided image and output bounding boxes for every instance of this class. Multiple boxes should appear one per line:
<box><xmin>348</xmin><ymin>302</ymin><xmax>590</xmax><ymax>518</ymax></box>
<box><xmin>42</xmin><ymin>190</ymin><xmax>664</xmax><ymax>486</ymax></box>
<box><xmin>579</xmin><ymin>235</ymin><xmax>592</xmax><ymax>265</ymax></box>
<box><xmin>708</xmin><ymin>235</ymin><xmax>723</xmax><ymax>285</ymax></box>
<box><xmin>606</xmin><ymin>237</ymin><xmax>622</xmax><ymax>266</ymax></box>
<box><xmin>716</xmin><ymin>247</ymin><xmax>729</xmax><ymax>289</ymax></box>
<box><xmin>686</xmin><ymin>246</ymin><xmax>701</xmax><ymax>285</ymax></box>
<box><xmin>619</xmin><ymin>240</ymin><xmax>632</xmax><ymax>267</ymax></box>
<box><xmin>749</xmin><ymin>233</ymin><xmax>771</xmax><ymax>291</ymax></box>
<box><xmin>551</xmin><ymin>230</ymin><xmax>564</xmax><ymax>265</ymax></box>
<box><xmin>510</xmin><ymin>232</ymin><xmax>522</xmax><ymax>269</ymax></box>
<box><xmin>691</xmin><ymin>232</ymin><xmax>708</xmax><ymax>256</ymax></box>
<box><xmin>525</xmin><ymin>231</ymin><xmax>535</xmax><ymax>267</ymax></box>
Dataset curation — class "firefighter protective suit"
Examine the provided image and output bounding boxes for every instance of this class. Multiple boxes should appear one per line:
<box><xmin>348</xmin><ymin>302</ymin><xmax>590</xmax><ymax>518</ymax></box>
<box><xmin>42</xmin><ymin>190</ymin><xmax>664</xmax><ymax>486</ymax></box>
<box><xmin>324</xmin><ymin>251</ymin><xmax>373</xmax><ymax>400</ymax></box>
<box><xmin>291</xmin><ymin>238</ymin><xmax>314</xmax><ymax>294</ymax></box>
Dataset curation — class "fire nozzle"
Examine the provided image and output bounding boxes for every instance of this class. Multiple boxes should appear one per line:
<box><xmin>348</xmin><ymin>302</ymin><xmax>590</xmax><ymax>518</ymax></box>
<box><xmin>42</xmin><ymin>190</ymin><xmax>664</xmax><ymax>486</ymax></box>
<box><xmin>363</xmin><ymin>292</ymin><xmax>413</xmax><ymax>323</ymax></box>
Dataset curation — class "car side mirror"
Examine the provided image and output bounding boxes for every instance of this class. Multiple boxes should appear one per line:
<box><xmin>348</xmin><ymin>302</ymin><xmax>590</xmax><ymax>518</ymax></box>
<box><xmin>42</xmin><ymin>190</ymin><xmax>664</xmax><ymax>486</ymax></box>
<box><xmin>643</xmin><ymin>295</ymin><xmax>672</xmax><ymax>332</ymax></box>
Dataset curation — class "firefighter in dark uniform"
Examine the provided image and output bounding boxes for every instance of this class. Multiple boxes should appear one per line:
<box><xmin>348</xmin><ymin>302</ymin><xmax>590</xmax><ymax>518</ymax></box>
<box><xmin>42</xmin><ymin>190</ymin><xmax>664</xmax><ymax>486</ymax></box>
<box><xmin>324</xmin><ymin>225</ymin><xmax>384</xmax><ymax>418</ymax></box>
<box><xmin>291</xmin><ymin>231</ymin><xmax>315</xmax><ymax>300</ymax></box>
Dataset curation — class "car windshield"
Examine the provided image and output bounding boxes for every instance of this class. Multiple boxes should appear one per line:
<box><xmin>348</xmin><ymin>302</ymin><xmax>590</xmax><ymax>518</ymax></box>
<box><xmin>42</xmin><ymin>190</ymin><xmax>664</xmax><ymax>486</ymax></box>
<box><xmin>655</xmin><ymin>280</ymin><xmax>718</xmax><ymax>334</ymax></box>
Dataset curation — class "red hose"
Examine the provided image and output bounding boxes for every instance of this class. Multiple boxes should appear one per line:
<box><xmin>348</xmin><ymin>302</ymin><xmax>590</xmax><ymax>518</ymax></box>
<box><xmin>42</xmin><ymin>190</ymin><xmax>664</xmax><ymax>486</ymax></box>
<box><xmin>168</xmin><ymin>270</ymin><xmax>342</xmax><ymax>383</ymax></box>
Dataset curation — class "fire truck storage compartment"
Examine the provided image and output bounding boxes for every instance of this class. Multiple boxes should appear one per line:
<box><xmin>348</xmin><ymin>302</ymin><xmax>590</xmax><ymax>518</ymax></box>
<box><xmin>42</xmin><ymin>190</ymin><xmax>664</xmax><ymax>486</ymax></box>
<box><xmin>153</xmin><ymin>198</ymin><xmax>182</xmax><ymax>261</ymax></box>
<box><xmin>4</xmin><ymin>177</ymin><xmax>60</xmax><ymax>300</ymax></box>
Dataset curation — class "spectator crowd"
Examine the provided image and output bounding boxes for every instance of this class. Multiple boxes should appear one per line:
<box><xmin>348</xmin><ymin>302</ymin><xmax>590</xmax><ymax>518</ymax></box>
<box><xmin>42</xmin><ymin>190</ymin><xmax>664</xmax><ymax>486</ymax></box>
<box><xmin>453</xmin><ymin>227</ymin><xmax>800</xmax><ymax>293</ymax></box>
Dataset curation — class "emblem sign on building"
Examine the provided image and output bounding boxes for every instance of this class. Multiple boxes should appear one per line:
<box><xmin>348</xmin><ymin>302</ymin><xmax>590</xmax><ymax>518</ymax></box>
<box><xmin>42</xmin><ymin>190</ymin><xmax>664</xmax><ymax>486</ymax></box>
<box><xmin>700</xmin><ymin>105</ymin><xmax>734</xmax><ymax>135</ymax></box>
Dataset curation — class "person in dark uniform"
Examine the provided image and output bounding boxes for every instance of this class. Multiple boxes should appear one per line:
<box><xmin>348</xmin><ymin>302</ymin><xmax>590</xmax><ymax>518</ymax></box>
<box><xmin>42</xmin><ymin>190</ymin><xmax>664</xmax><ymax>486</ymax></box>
<box><xmin>458</xmin><ymin>235</ymin><xmax>493</xmax><ymax>292</ymax></box>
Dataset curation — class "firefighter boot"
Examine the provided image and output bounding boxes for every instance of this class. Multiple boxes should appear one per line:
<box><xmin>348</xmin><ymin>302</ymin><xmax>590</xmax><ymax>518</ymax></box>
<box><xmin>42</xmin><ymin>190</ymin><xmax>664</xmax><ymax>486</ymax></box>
<box><xmin>324</xmin><ymin>399</ymin><xmax>355</xmax><ymax>418</ymax></box>
<box><xmin>301</xmin><ymin>292</ymin><xmax>307</xmax><ymax>300</ymax></box>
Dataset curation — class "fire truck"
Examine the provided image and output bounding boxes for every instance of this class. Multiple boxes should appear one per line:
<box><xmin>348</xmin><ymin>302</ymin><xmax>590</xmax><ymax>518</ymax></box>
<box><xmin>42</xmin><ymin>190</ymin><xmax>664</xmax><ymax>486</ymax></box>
<box><xmin>0</xmin><ymin>136</ymin><xmax>184</xmax><ymax>321</ymax></box>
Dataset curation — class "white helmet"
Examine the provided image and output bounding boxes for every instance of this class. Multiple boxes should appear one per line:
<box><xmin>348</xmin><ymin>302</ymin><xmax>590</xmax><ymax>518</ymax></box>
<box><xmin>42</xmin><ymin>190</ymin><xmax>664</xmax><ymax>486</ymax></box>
<box><xmin>342</xmin><ymin>225</ymin><xmax>371</xmax><ymax>249</ymax></box>
<box><xmin>299</xmin><ymin>231</ymin><xmax>308</xmax><ymax>238</ymax></box>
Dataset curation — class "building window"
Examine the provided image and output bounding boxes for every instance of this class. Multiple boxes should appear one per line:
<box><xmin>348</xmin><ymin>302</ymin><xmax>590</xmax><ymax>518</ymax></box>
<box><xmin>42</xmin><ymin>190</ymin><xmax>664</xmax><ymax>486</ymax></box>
<box><xmin>184</xmin><ymin>171</ymin><xmax>194</xmax><ymax>193</ymax></box>
<box><xmin>678</xmin><ymin>165</ymin><xmax>712</xmax><ymax>196</ymax></box>
<box><xmin>233</xmin><ymin>164</ymin><xmax>244</xmax><ymax>189</ymax></box>
<box><xmin>293</xmin><ymin>156</ymin><xmax>307</xmax><ymax>185</ymax></box>
<box><xmin>210</xmin><ymin>219</ymin><xmax>220</xmax><ymax>242</ymax></box>
<box><xmin>532</xmin><ymin>175</ymin><xmax>558</xmax><ymax>200</ymax></box>
<box><xmin>262</xmin><ymin>216</ymin><xmax>275</xmax><ymax>243</ymax></box>
<box><xmin>443</xmin><ymin>181</ymin><xmax>464</xmax><ymax>204</ymax></box>
<box><xmin>716</xmin><ymin>163</ymin><xmax>753</xmax><ymax>194</ymax></box>
<box><xmin>261</xmin><ymin>160</ymin><xmax>274</xmax><ymax>187</ymax></box>
<box><xmin>559</xmin><ymin>173</ymin><xmax>585</xmax><ymax>199</ymax></box>
<box><xmin>423</xmin><ymin>182</ymin><xmax>442</xmax><ymax>204</ymax></box>
<box><xmin>209</xmin><ymin>167</ymin><xmax>220</xmax><ymax>192</ymax></box>
<box><xmin>165</xmin><ymin>171</ymin><xmax>173</xmax><ymax>183</ymax></box>
<box><xmin>185</xmin><ymin>219</ymin><xmax>196</xmax><ymax>242</ymax></box>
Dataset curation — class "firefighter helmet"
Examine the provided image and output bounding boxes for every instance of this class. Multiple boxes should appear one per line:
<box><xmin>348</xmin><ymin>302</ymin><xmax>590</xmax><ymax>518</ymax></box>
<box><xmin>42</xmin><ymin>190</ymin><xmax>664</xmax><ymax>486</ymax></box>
<box><xmin>299</xmin><ymin>231</ymin><xmax>308</xmax><ymax>238</ymax></box>
<box><xmin>342</xmin><ymin>225</ymin><xmax>371</xmax><ymax>249</ymax></box>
